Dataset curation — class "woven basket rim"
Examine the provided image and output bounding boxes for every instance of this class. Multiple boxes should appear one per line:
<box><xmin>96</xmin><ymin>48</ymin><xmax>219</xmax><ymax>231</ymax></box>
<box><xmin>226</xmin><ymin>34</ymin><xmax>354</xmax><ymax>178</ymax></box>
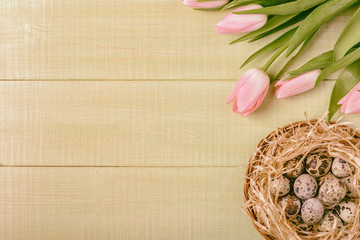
<box><xmin>243</xmin><ymin>119</ymin><xmax>360</xmax><ymax>240</ymax></box>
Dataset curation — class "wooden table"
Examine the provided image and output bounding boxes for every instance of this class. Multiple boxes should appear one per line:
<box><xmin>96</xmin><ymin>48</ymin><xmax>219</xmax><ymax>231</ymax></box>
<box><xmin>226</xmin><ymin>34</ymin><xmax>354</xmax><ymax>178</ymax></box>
<box><xmin>1</xmin><ymin>1</ymin><xmax>359</xmax><ymax>239</ymax></box>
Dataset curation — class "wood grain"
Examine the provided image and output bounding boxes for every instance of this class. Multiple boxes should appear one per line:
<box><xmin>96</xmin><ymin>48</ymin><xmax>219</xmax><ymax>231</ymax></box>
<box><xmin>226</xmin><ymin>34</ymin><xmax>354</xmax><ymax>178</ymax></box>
<box><xmin>0</xmin><ymin>0</ymin><xmax>353</xmax><ymax>80</ymax></box>
<box><xmin>1</xmin><ymin>81</ymin><xmax>359</xmax><ymax>166</ymax></box>
<box><xmin>2</xmin><ymin>1</ymin><xmax>360</xmax><ymax>239</ymax></box>
<box><xmin>0</xmin><ymin>167</ymin><xmax>261</xmax><ymax>240</ymax></box>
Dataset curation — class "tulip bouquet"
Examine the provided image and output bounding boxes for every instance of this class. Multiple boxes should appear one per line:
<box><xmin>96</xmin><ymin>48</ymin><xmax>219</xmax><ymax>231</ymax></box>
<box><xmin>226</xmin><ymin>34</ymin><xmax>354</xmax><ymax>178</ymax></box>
<box><xmin>181</xmin><ymin>0</ymin><xmax>360</xmax><ymax>121</ymax></box>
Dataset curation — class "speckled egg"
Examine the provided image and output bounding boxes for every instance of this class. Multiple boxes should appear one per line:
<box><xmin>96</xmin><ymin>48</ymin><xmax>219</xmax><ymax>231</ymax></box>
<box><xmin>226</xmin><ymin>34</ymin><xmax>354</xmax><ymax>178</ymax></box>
<box><xmin>318</xmin><ymin>211</ymin><xmax>343</xmax><ymax>232</ymax></box>
<box><xmin>270</xmin><ymin>176</ymin><xmax>290</xmax><ymax>197</ymax></box>
<box><xmin>318</xmin><ymin>179</ymin><xmax>346</xmax><ymax>206</ymax></box>
<box><xmin>336</xmin><ymin>200</ymin><xmax>357</xmax><ymax>223</ymax></box>
<box><xmin>284</xmin><ymin>155</ymin><xmax>305</xmax><ymax>179</ymax></box>
<box><xmin>280</xmin><ymin>195</ymin><xmax>301</xmax><ymax>216</ymax></box>
<box><xmin>306</xmin><ymin>151</ymin><xmax>332</xmax><ymax>177</ymax></box>
<box><xmin>341</xmin><ymin>176</ymin><xmax>359</xmax><ymax>198</ymax></box>
<box><xmin>332</xmin><ymin>158</ymin><xmax>353</xmax><ymax>178</ymax></box>
<box><xmin>294</xmin><ymin>174</ymin><xmax>318</xmax><ymax>200</ymax></box>
<box><xmin>301</xmin><ymin>198</ymin><xmax>324</xmax><ymax>225</ymax></box>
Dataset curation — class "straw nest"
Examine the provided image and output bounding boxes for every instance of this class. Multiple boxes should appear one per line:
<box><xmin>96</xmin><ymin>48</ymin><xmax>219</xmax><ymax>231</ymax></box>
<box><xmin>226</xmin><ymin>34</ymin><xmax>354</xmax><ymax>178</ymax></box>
<box><xmin>243</xmin><ymin>119</ymin><xmax>360</xmax><ymax>240</ymax></box>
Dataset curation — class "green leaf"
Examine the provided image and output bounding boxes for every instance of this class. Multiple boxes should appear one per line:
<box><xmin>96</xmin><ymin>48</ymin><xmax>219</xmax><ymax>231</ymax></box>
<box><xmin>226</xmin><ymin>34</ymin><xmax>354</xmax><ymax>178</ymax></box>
<box><xmin>194</xmin><ymin>6</ymin><xmax>225</xmax><ymax>11</ymax></box>
<box><xmin>222</xmin><ymin>0</ymin><xmax>292</xmax><ymax>10</ymax></box>
<box><xmin>263</xmin><ymin>42</ymin><xmax>289</xmax><ymax>73</ymax></box>
<box><xmin>259</xmin><ymin>0</ymin><xmax>295</xmax><ymax>7</ymax></box>
<box><xmin>287</xmin><ymin>0</ymin><xmax>357</xmax><ymax>56</ymax></box>
<box><xmin>327</xmin><ymin>59</ymin><xmax>360</xmax><ymax>121</ymax></box>
<box><xmin>221</xmin><ymin>0</ymin><xmax>255</xmax><ymax>8</ymax></box>
<box><xmin>334</xmin><ymin>7</ymin><xmax>360</xmax><ymax>60</ymax></box>
<box><xmin>194</xmin><ymin>0</ymin><xmax>228</xmax><ymax>11</ymax></box>
<box><xmin>240</xmin><ymin>27</ymin><xmax>297</xmax><ymax>68</ymax></box>
<box><xmin>249</xmin><ymin>9</ymin><xmax>311</xmax><ymax>42</ymax></box>
<box><xmin>273</xmin><ymin>30</ymin><xmax>317</xmax><ymax>80</ymax></box>
<box><xmin>230</xmin><ymin>14</ymin><xmax>297</xmax><ymax>44</ymax></box>
<box><xmin>316</xmin><ymin>47</ymin><xmax>360</xmax><ymax>86</ymax></box>
<box><xmin>233</xmin><ymin>0</ymin><xmax>327</xmax><ymax>15</ymax></box>
<box><xmin>288</xmin><ymin>51</ymin><xmax>334</xmax><ymax>75</ymax></box>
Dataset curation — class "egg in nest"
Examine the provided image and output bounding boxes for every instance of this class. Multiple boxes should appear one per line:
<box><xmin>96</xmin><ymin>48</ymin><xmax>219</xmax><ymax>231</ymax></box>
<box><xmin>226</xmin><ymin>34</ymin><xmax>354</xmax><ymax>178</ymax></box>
<box><xmin>279</xmin><ymin>195</ymin><xmax>301</xmax><ymax>216</ymax></box>
<box><xmin>306</xmin><ymin>150</ymin><xmax>332</xmax><ymax>177</ymax></box>
<box><xmin>318</xmin><ymin>211</ymin><xmax>343</xmax><ymax>232</ymax></box>
<box><xmin>294</xmin><ymin>174</ymin><xmax>318</xmax><ymax>200</ymax></box>
<box><xmin>301</xmin><ymin>198</ymin><xmax>324</xmax><ymax>225</ymax></box>
<box><xmin>336</xmin><ymin>200</ymin><xmax>357</xmax><ymax>223</ymax></box>
<box><xmin>332</xmin><ymin>158</ymin><xmax>354</xmax><ymax>178</ymax></box>
<box><xmin>318</xmin><ymin>179</ymin><xmax>346</xmax><ymax>206</ymax></box>
<box><xmin>341</xmin><ymin>176</ymin><xmax>359</xmax><ymax>198</ymax></box>
<box><xmin>270</xmin><ymin>176</ymin><xmax>290</xmax><ymax>197</ymax></box>
<box><xmin>283</xmin><ymin>155</ymin><xmax>305</xmax><ymax>179</ymax></box>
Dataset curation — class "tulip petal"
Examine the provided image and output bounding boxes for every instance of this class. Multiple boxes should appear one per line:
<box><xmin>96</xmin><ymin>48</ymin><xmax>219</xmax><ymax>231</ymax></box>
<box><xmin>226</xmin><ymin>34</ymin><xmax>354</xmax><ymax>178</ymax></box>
<box><xmin>340</xmin><ymin>102</ymin><xmax>348</xmax><ymax>113</ymax></box>
<box><xmin>216</xmin><ymin>16</ymin><xmax>267</xmax><ymax>34</ymax></box>
<box><xmin>216</xmin><ymin>5</ymin><xmax>267</xmax><ymax>34</ymax></box>
<box><xmin>338</xmin><ymin>91</ymin><xmax>354</xmax><ymax>105</ymax></box>
<box><xmin>226</xmin><ymin>68</ymin><xmax>269</xmax><ymax>116</ymax></box>
<box><xmin>226</xmin><ymin>68</ymin><xmax>258</xmax><ymax>104</ymax></box>
<box><xmin>226</xmin><ymin>76</ymin><xmax>247</xmax><ymax>104</ymax></box>
<box><xmin>254</xmin><ymin>85</ymin><xmax>269</xmax><ymax>110</ymax></box>
<box><xmin>236</xmin><ymin>70</ymin><xmax>269</xmax><ymax>113</ymax></box>
<box><xmin>183</xmin><ymin>0</ymin><xmax>228</xmax><ymax>8</ymax></box>
<box><xmin>338</xmin><ymin>82</ymin><xmax>360</xmax><ymax>104</ymax></box>
<box><xmin>343</xmin><ymin>92</ymin><xmax>360</xmax><ymax>114</ymax></box>
<box><xmin>276</xmin><ymin>70</ymin><xmax>321</xmax><ymax>98</ymax></box>
<box><xmin>238</xmin><ymin>20</ymin><xmax>268</xmax><ymax>33</ymax></box>
<box><xmin>274</xmin><ymin>74</ymin><xmax>290</xmax><ymax>87</ymax></box>
<box><xmin>274</xmin><ymin>81</ymin><xmax>284</xmax><ymax>87</ymax></box>
<box><xmin>232</xmin><ymin>99</ymin><xmax>242</xmax><ymax>114</ymax></box>
<box><xmin>240</xmin><ymin>87</ymin><xmax>269</xmax><ymax>116</ymax></box>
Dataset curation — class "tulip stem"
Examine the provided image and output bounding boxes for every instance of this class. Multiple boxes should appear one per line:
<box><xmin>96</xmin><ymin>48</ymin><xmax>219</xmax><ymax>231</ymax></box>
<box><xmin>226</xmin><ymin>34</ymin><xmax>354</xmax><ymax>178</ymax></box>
<box><xmin>262</xmin><ymin>42</ymin><xmax>289</xmax><ymax>72</ymax></box>
<box><xmin>274</xmin><ymin>30</ymin><xmax>318</xmax><ymax>80</ymax></box>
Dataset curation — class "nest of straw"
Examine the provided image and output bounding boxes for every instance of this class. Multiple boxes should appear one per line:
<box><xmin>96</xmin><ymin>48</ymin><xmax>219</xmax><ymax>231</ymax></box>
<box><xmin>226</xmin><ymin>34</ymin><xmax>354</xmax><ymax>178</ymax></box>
<box><xmin>243</xmin><ymin>119</ymin><xmax>360</xmax><ymax>240</ymax></box>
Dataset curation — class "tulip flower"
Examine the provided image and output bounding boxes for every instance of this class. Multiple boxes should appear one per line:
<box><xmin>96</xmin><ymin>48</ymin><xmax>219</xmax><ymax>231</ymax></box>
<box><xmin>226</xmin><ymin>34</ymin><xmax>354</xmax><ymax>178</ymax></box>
<box><xmin>226</xmin><ymin>68</ymin><xmax>270</xmax><ymax>116</ymax></box>
<box><xmin>182</xmin><ymin>0</ymin><xmax>229</xmax><ymax>9</ymax></box>
<box><xmin>216</xmin><ymin>5</ymin><xmax>267</xmax><ymax>34</ymax></box>
<box><xmin>338</xmin><ymin>83</ymin><xmax>360</xmax><ymax>114</ymax></box>
<box><xmin>275</xmin><ymin>70</ymin><xmax>322</xmax><ymax>99</ymax></box>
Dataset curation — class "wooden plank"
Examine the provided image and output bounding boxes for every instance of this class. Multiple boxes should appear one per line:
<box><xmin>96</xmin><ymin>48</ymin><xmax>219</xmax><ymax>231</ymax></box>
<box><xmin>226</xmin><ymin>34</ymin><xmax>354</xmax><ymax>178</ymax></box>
<box><xmin>1</xmin><ymin>81</ymin><xmax>359</xmax><ymax>166</ymax></box>
<box><xmin>0</xmin><ymin>0</ymin><xmax>354</xmax><ymax>80</ymax></box>
<box><xmin>0</xmin><ymin>167</ymin><xmax>261</xmax><ymax>240</ymax></box>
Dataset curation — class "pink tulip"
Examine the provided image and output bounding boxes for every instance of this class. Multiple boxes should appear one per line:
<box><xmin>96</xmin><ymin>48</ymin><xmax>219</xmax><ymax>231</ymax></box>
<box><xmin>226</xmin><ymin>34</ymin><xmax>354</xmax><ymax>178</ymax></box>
<box><xmin>275</xmin><ymin>70</ymin><xmax>322</xmax><ymax>99</ymax></box>
<box><xmin>216</xmin><ymin>5</ymin><xmax>267</xmax><ymax>34</ymax></box>
<box><xmin>338</xmin><ymin>83</ymin><xmax>360</xmax><ymax>114</ymax></box>
<box><xmin>226</xmin><ymin>68</ymin><xmax>270</xmax><ymax>116</ymax></box>
<box><xmin>182</xmin><ymin>0</ymin><xmax>228</xmax><ymax>9</ymax></box>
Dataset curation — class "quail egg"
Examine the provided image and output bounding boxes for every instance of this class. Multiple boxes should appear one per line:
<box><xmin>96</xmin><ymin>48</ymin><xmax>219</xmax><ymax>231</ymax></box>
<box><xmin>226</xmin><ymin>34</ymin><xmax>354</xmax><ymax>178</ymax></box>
<box><xmin>280</xmin><ymin>195</ymin><xmax>301</xmax><ymax>216</ymax></box>
<box><xmin>317</xmin><ymin>173</ymin><xmax>338</xmax><ymax>186</ymax></box>
<box><xmin>284</xmin><ymin>155</ymin><xmax>305</xmax><ymax>179</ymax></box>
<box><xmin>294</xmin><ymin>174</ymin><xmax>318</xmax><ymax>200</ymax></box>
<box><xmin>306</xmin><ymin>151</ymin><xmax>332</xmax><ymax>177</ymax></box>
<box><xmin>318</xmin><ymin>179</ymin><xmax>346</xmax><ymax>206</ymax></box>
<box><xmin>336</xmin><ymin>200</ymin><xmax>357</xmax><ymax>223</ymax></box>
<box><xmin>341</xmin><ymin>176</ymin><xmax>359</xmax><ymax>198</ymax></box>
<box><xmin>270</xmin><ymin>176</ymin><xmax>290</xmax><ymax>197</ymax></box>
<box><xmin>301</xmin><ymin>198</ymin><xmax>324</xmax><ymax>225</ymax></box>
<box><xmin>318</xmin><ymin>211</ymin><xmax>343</xmax><ymax>232</ymax></box>
<box><xmin>332</xmin><ymin>158</ymin><xmax>354</xmax><ymax>178</ymax></box>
